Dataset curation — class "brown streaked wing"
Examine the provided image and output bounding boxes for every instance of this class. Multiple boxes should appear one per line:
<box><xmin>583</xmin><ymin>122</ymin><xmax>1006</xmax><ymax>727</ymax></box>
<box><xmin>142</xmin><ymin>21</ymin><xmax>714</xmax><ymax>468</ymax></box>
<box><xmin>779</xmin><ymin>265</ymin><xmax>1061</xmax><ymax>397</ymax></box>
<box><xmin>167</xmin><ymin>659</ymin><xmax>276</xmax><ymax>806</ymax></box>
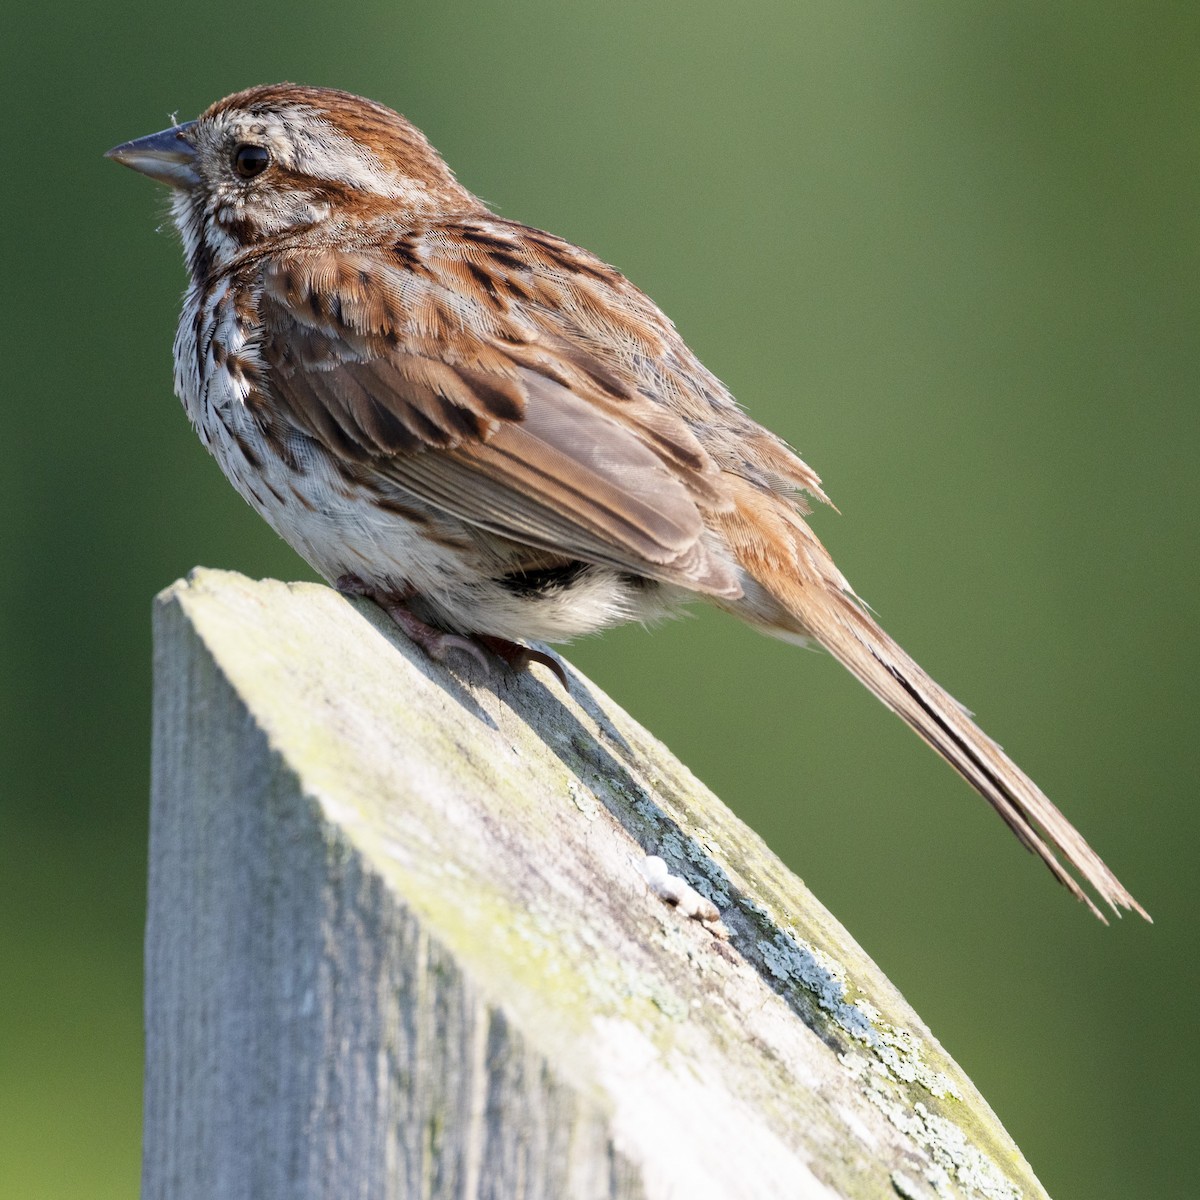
<box><xmin>263</xmin><ymin>346</ymin><xmax>525</xmax><ymax>459</ymax></box>
<box><xmin>391</xmin><ymin>373</ymin><xmax>741</xmax><ymax>595</ymax></box>
<box><xmin>256</xmin><ymin>245</ymin><xmax>741</xmax><ymax>596</ymax></box>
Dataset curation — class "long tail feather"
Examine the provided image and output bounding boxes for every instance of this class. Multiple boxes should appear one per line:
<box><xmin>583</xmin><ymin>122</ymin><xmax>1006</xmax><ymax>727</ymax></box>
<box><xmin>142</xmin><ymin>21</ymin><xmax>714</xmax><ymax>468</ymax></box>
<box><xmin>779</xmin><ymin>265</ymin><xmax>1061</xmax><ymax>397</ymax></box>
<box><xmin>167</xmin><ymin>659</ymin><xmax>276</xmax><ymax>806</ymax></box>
<box><xmin>805</xmin><ymin>592</ymin><xmax>1147</xmax><ymax>921</ymax></box>
<box><xmin>721</xmin><ymin>494</ymin><xmax>1150</xmax><ymax>922</ymax></box>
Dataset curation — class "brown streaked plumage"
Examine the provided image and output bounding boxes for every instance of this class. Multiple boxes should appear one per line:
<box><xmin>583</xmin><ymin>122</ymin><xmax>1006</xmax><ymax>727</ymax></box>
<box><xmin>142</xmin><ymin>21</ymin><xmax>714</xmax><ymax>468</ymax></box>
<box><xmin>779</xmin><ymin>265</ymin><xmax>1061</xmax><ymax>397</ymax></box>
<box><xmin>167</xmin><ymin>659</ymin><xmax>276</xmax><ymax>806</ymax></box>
<box><xmin>107</xmin><ymin>84</ymin><xmax>1148</xmax><ymax>921</ymax></box>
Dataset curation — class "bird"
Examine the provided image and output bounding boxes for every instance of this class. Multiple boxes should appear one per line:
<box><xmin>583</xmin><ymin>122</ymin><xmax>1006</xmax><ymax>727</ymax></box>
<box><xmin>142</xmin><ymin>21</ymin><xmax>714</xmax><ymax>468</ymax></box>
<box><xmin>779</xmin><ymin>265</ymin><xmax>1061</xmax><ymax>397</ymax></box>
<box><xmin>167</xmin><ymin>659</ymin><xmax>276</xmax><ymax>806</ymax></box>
<box><xmin>107</xmin><ymin>83</ymin><xmax>1147</xmax><ymax>921</ymax></box>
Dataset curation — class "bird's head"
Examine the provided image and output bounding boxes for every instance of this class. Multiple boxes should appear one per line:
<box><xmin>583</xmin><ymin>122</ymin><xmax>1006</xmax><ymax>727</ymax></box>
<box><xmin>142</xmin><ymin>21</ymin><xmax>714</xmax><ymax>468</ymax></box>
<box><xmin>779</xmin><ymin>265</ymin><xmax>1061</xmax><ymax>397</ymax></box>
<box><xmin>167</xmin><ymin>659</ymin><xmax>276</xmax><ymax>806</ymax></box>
<box><xmin>107</xmin><ymin>83</ymin><xmax>476</xmax><ymax>273</ymax></box>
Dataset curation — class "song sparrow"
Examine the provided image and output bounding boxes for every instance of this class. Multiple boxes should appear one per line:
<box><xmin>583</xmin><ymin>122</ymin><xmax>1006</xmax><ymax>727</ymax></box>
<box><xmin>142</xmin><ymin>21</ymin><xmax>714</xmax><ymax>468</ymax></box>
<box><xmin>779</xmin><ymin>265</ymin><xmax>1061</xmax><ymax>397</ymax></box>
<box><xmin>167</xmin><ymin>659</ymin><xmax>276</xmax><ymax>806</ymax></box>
<box><xmin>108</xmin><ymin>84</ymin><xmax>1146</xmax><ymax>920</ymax></box>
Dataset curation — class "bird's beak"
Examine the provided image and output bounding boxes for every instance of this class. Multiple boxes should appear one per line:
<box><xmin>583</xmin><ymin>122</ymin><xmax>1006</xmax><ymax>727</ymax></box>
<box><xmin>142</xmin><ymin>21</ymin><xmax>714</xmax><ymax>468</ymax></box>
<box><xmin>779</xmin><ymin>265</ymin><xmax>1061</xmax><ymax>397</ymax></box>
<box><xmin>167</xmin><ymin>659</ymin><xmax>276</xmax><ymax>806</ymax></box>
<box><xmin>106</xmin><ymin>121</ymin><xmax>199</xmax><ymax>188</ymax></box>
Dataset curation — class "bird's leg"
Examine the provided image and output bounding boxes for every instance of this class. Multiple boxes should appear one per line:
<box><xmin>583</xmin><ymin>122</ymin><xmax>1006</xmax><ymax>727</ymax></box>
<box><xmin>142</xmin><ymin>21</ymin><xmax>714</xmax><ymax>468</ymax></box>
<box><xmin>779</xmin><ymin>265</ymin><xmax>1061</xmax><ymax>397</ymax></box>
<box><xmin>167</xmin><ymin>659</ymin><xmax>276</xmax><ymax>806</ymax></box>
<box><xmin>336</xmin><ymin>575</ymin><xmax>569</xmax><ymax>689</ymax></box>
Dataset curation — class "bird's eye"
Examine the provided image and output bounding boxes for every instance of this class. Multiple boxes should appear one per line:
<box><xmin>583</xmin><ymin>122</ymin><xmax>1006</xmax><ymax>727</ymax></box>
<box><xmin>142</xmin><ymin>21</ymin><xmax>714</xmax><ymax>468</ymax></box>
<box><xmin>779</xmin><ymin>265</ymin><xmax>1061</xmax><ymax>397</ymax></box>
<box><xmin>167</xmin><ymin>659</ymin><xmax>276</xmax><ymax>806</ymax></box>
<box><xmin>232</xmin><ymin>144</ymin><xmax>271</xmax><ymax>179</ymax></box>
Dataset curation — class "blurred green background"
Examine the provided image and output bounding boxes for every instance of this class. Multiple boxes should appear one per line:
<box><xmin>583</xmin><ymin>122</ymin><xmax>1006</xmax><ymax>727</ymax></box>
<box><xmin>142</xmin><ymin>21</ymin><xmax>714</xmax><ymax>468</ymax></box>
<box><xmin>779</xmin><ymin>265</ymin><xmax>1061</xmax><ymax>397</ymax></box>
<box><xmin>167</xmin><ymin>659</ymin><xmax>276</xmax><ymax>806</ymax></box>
<box><xmin>2</xmin><ymin>2</ymin><xmax>1196</xmax><ymax>1196</ymax></box>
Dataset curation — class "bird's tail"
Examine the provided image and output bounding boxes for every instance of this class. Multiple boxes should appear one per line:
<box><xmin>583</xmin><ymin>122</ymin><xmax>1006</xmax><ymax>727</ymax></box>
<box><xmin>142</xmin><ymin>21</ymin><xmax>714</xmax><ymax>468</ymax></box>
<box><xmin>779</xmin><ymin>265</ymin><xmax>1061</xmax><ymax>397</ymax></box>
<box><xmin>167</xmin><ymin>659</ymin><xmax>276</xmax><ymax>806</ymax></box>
<box><xmin>718</xmin><ymin>491</ymin><xmax>1149</xmax><ymax>922</ymax></box>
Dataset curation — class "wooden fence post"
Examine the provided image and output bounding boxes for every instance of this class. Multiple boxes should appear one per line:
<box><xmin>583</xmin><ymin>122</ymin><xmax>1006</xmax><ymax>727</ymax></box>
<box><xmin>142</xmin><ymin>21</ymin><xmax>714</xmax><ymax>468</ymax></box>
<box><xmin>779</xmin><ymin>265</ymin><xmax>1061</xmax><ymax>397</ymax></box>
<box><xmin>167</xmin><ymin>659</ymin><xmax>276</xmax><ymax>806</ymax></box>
<box><xmin>144</xmin><ymin>567</ymin><xmax>1047</xmax><ymax>1200</ymax></box>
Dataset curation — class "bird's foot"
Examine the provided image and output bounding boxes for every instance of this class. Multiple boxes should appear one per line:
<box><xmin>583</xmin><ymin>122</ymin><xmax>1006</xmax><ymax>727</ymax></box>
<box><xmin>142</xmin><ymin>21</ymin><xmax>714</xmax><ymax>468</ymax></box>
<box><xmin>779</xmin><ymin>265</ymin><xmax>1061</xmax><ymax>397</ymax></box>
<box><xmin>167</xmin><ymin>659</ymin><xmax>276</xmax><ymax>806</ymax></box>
<box><xmin>336</xmin><ymin>575</ymin><xmax>568</xmax><ymax>689</ymax></box>
<box><xmin>337</xmin><ymin>574</ymin><xmax>490</xmax><ymax>671</ymax></box>
<box><xmin>475</xmin><ymin>635</ymin><xmax>571</xmax><ymax>691</ymax></box>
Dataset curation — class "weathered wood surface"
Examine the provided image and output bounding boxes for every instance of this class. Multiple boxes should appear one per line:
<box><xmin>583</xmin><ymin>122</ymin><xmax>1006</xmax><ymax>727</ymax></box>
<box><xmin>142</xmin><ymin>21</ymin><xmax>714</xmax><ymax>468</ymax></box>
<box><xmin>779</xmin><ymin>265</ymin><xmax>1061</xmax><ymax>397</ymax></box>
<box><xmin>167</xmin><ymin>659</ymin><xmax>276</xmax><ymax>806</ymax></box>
<box><xmin>145</xmin><ymin>568</ymin><xmax>1049</xmax><ymax>1200</ymax></box>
